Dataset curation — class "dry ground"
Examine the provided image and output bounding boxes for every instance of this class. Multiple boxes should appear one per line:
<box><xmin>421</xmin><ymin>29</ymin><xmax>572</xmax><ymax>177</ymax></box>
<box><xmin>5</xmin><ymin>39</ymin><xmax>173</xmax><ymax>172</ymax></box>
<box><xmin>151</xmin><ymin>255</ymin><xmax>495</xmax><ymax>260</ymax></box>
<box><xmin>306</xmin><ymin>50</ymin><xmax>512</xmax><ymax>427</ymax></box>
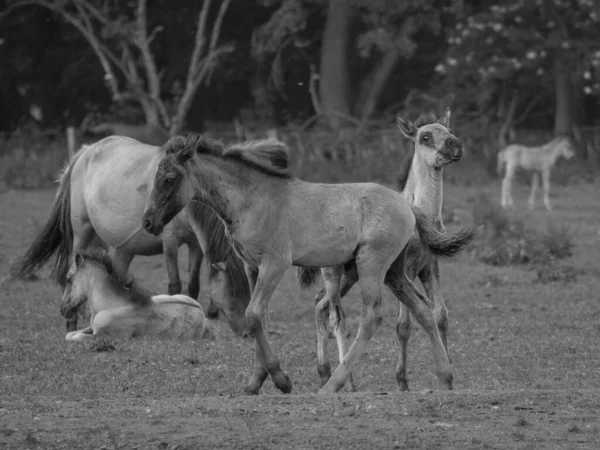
<box><xmin>1</xmin><ymin>180</ymin><xmax>600</xmax><ymax>449</ymax></box>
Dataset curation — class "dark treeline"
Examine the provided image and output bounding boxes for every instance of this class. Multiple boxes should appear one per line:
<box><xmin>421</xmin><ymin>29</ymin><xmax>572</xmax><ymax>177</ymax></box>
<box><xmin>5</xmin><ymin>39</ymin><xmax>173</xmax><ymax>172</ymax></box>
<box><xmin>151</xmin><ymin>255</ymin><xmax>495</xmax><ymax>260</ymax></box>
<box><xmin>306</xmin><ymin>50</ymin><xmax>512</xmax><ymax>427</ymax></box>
<box><xmin>1</xmin><ymin>0</ymin><xmax>599</xmax><ymax>145</ymax></box>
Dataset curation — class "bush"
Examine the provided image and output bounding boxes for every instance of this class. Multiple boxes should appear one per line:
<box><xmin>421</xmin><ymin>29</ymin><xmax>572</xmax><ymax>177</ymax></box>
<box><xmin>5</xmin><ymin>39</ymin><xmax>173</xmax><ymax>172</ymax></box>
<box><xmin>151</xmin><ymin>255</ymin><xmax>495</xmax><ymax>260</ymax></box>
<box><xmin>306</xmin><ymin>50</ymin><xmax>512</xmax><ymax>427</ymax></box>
<box><xmin>0</xmin><ymin>130</ymin><xmax>68</xmax><ymax>191</ymax></box>
<box><xmin>472</xmin><ymin>193</ymin><xmax>575</xmax><ymax>266</ymax></box>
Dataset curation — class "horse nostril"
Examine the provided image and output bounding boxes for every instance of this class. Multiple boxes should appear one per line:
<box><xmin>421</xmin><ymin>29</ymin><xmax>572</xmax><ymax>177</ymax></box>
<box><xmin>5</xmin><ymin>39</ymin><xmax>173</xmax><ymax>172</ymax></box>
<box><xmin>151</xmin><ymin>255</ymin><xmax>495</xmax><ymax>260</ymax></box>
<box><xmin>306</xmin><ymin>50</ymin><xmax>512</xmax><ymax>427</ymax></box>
<box><xmin>143</xmin><ymin>218</ymin><xmax>152</xmax><ymax>231</ymax></box>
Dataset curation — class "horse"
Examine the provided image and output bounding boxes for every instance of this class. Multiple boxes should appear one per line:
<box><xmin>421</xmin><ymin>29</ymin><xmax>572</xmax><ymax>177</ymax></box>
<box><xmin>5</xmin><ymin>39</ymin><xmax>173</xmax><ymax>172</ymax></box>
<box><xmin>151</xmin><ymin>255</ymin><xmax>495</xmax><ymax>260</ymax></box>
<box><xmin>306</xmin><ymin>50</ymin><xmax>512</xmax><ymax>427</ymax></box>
<box><xmin>141</xmin><ymin>134</ymin><xmax>469</xmax><ymax>395</ymax></box>
<box><xmin>16</xmin><ymin>136</ymin><xmax>250</xmax><ymax>336</ymax></box>
<box><xmin>307</xmin><ymin>109</ymin><xmax>479</xmax><ymax>392</ymax></box>
<box><xmin>60</xmin><ymin>249</ymin><xmax>216</xmax><ymax>342</ymax></box>
<box><xmin>497</xmin><ymin>136</ymin><xmax>575</xmax><ymax>210</ymax></box>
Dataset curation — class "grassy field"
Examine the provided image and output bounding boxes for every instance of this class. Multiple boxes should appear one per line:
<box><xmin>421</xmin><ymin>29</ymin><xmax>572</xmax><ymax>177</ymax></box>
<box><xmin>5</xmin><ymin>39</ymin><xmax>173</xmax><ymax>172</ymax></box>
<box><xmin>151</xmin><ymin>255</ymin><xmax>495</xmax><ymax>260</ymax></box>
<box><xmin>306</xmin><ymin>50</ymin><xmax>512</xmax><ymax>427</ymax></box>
<box><xmin>1</xmin><ymin>177</ymin><xmax>600</xmax><ymax>449</ymax></box>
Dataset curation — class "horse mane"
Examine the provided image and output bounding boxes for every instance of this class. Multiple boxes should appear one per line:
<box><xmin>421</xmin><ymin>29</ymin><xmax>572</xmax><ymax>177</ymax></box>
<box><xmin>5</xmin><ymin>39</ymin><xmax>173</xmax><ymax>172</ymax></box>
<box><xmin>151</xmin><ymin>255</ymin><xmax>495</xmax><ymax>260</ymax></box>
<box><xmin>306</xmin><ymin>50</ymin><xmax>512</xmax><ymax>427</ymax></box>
<box><xmin>165</xmin><ymin>133</ymin><xmax>292</xmax><ymax>179</ymax></box>
<box><xmin>78</xmin><ymin>248</ymin><xmax>153</xmax><ymax>306</ymax></box>
<box><xmin>187</xmin><ymin>202</ymin><xmax>251</xmax><ymax>301</ymax></box>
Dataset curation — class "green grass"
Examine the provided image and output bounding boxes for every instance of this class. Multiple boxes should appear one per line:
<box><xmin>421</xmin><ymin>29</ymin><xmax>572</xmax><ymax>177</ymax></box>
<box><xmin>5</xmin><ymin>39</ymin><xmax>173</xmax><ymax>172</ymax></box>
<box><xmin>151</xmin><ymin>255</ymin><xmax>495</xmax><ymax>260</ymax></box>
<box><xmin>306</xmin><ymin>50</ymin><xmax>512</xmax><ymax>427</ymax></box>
<box><xmin>2</xmin><ymin>176</ymin><xmax>600</xmax><ymax>448</ymax></box>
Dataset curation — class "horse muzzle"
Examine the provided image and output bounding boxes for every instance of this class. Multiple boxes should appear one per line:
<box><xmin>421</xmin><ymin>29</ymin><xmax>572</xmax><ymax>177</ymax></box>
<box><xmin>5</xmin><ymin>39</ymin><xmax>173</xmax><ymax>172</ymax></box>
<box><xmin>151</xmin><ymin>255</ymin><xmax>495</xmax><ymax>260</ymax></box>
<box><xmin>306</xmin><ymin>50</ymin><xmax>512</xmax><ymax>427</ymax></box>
<box><xmin>141</xmin><ymin>209</ymin><xmax>164</xmax><ymax>236</ymax></box>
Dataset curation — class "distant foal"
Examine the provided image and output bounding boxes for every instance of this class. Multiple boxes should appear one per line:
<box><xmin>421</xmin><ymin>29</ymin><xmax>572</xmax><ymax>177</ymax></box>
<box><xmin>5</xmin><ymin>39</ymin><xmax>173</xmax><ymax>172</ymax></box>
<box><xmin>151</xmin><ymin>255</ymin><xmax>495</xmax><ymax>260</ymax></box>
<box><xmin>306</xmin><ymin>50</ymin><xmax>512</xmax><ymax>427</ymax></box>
<box><xmin>497</xmin><ymin>136</ymin><xmax>575</xmax><ymax>210</ymax></box>
<box><xmin>142</xmin><ymin>135</ymin><xmax>457</xmax><ymax>395</ymax></box>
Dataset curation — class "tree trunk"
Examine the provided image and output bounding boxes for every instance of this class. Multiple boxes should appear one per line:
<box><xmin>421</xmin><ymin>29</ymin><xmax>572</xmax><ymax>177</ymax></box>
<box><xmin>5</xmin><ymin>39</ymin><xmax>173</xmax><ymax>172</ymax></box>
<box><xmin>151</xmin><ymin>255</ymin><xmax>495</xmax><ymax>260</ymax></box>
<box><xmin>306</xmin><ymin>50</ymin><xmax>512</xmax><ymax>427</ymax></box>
<box><xmin>554</xmin><ymin>58</ymin><xmax>574</xmax><ymax>136</ymax></box>
<box><xmin>354</xmin><ymin>46</ymin><xmax>402</xmax><ymax>121</ymax></box>
<box><xmin>319</xmin><ymin>0</ymin><xmax>353</xmax><ymax>130</ymax></box>
<box><xmin>354</xmin><ymin>18</ymin><xmax>417</xmax><ymax>122</ymax></box>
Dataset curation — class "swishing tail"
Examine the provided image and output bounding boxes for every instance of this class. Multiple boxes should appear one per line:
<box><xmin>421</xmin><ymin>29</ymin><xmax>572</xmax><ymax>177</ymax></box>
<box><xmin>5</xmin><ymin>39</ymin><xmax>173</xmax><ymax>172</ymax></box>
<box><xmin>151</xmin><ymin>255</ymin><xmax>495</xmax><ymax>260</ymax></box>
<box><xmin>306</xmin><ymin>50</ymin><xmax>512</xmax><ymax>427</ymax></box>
<box><xmin>14</xmin><ymin>153</ymin><xmax>80</xmax><ymax>285</ymax></box>
<box><xmin>297</xmin><ymin>267</ymin><xmax>321</xmax><ymax>290</ymax></box>
<box><xmin>496</xmin><ymin>149</ymin><xmax>506</xmax><ymax>175</ymax></box>
<box><xmin>412</xmin><ymin>206</ymin><xmax>482</xmax><ymax>258</ymax></box>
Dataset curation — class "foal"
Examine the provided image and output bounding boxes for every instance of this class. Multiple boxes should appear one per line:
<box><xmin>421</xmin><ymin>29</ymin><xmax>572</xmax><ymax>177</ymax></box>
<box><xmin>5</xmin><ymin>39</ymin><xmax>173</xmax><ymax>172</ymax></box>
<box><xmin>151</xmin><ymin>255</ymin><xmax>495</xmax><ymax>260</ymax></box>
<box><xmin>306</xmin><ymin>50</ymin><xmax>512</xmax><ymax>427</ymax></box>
<box><xmin>497</xmin><ymin>136</ymin><xmax>575</xmax><ymax>210</ymax></box>
<box><xmin>307</xmin><ymin>110</ymin><xmax>478</xmax><ymax>391</ymax></box>
<box><xmin>142</xmin><ymin>135</ymin><xmax>458</xmax><ymax>395</ymax></box>
<box><xmin>61</xmin><ymin>249</ymin><xmax>215</xmax><ymax>342</ymax></box>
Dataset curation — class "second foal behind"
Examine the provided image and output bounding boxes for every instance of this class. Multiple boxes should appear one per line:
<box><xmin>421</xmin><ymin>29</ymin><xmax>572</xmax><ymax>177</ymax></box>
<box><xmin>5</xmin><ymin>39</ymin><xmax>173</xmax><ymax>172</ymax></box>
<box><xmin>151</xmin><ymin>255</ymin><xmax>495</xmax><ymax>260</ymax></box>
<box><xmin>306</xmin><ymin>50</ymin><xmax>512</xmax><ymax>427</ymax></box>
<box><xmin>497</xmin><ymin>136</ymin><xmax>575</xmax><ymax>210</ymax></box>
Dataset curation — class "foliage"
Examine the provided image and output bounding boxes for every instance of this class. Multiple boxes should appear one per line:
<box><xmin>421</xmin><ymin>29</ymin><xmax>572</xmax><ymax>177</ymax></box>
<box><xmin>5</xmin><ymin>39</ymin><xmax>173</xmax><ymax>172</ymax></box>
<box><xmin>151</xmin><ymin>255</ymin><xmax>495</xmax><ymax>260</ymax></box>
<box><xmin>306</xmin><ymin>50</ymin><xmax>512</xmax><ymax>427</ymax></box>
<box><xmin>438</xmin><ymin>0</ymin><xmax>600</xmax><ymax>117</ymax></box>
<box><xmin>472</xmin><ymin>192</ymin><xmax>575</xmax><ymax>266</ymax></box>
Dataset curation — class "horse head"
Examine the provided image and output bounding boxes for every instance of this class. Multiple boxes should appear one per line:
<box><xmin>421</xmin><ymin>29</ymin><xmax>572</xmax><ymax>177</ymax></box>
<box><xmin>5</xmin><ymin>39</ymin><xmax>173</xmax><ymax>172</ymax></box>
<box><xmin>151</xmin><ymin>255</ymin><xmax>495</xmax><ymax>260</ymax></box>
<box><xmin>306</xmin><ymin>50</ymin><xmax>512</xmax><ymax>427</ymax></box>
<box><xmin>397</xmin><ymin>108</ymin><xmax>464</xmax><ymax>170</ymax></box>
<box><xmin>142</xmin><ymin>136</ymin><xmax>196</xmax><ymax>236</ymax></box>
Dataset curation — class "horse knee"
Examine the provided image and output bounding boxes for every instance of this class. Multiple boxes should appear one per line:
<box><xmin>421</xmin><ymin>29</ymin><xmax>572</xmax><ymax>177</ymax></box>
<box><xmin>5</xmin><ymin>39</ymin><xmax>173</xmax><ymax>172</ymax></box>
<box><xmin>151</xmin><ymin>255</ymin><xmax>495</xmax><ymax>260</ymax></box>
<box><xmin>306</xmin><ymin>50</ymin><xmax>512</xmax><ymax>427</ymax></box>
<box><xmin>245</xmin><ymin>310</ymin><xmax>262</xmax><ymax>335</ymax></box>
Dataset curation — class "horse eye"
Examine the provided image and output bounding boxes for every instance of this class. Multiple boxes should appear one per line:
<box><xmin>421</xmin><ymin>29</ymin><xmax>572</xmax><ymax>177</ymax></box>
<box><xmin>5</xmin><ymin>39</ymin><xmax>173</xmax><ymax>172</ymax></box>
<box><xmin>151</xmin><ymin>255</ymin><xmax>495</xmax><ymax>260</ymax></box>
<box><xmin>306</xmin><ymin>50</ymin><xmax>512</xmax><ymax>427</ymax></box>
<box><xmin>164</xmin><ymin>178</ymin><xmax>174</xmax><ymax>185</ymax></box>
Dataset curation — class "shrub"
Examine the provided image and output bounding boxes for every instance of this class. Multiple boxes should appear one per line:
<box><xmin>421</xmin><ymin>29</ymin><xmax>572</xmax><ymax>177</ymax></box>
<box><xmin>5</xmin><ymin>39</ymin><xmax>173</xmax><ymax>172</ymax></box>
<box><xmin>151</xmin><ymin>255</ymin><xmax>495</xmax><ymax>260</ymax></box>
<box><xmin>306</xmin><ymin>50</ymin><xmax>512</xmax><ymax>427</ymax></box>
<box><xmin>472</xmin><ymin>193</ymin><xmax>575</xmax><ymax>266</ymax></box>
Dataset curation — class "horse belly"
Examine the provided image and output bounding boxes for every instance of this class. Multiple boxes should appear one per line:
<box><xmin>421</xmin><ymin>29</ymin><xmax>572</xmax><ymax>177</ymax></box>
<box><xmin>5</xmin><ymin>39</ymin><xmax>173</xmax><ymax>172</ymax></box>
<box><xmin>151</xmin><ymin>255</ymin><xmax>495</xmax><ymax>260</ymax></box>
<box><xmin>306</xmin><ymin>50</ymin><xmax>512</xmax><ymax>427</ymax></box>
<box><xmin>293</xmin><ymin>234</ymin><xmax>358</xmax><ymax>267</ymax></box>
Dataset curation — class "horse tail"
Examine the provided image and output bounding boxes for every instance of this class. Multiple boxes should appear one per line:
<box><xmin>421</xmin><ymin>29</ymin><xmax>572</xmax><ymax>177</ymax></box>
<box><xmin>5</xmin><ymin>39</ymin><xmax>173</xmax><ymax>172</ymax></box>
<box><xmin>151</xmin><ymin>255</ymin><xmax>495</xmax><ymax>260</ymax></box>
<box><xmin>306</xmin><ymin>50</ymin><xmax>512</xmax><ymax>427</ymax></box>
<box><xmin>496</xmin><ymin>149</ymin><xmax>507</xmax><ymax>175</ymax></box>
<box><xmin>14</xmin><ymin>152</ymin><xmax>81</xmax><ymax>285</ymax></box>
<box><xmin>297</xmin><ymin>267</ymin><xmax>321</xmax><ymax>290</ymax></box>
<box><xmin>412</xmin><ymin>206</ymin><xmax>482</xmax><ymax>258</ymax></box>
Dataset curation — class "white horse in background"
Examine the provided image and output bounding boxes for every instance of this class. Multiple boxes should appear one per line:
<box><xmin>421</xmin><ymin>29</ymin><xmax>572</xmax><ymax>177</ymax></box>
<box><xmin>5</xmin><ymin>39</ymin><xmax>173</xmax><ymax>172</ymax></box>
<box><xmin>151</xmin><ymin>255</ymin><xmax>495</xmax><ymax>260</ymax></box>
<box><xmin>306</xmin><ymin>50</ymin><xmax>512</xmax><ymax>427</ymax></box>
<box><xmin>60</xmin><ymin>249</ymin><xmax>217</xmax><ymax>343</ymax></box>
<box><xmin>497</xmin><ymin>136</ymin><xmax>575</xmax><ymax>210</ymax></box>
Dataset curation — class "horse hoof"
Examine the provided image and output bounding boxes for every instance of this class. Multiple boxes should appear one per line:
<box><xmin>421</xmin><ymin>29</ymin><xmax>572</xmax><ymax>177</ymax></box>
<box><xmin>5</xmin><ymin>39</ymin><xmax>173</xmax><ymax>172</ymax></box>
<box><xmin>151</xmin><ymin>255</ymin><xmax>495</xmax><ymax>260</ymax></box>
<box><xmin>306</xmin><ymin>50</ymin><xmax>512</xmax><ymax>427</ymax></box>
<box><xmin>272</xmin><ymin>372</ymin><xmax>292</xmax><ymax>394</ymax></box>
<box><xmin>396</xmin><ymin>376</ymin><xmax>409</xmax><ymax>392</ymax></box>
<box><xmin>243</xmin><ymin>384</ymin><xmax>261</xmax><ymax>396</ymax></box>
<box><xmin>438</xmin><ymin>374</ymin><xmax>454</xmax><ymax>391</ymax></box>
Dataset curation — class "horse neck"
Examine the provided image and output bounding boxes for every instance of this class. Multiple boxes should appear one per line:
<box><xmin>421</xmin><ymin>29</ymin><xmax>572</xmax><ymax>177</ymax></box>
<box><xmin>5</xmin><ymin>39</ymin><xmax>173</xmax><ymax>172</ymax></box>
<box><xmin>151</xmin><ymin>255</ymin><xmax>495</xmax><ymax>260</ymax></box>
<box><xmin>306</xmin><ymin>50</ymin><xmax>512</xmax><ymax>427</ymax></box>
<box><xmin>403</xmin><ymin>151</ymin><xmax>444</xmax><ymax>223</ymax></box>
<box><xmin>549</xmin><ymin>140</ymin><xmax>566</xmax><ymax>163</ymax></box>
<box><xmin>188</xmin><ymin>157</ymin><xmax>263</xmax><ymax>224</ymax></box>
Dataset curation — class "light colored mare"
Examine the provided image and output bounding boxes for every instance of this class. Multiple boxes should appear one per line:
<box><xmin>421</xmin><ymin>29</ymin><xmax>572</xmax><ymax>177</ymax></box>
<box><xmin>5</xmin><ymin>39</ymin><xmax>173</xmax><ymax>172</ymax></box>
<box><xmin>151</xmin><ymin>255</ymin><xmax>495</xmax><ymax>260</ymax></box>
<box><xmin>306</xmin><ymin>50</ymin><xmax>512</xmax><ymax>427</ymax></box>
<box><xmin>307</xmin><ymin>109</ymin><xmax>477</xmax><ymax>392</ymax></box>
<box><xmin>16</xmin><ymin>137</ymin><xmax>251</xmax><ymax>336</ymax></box>
<box><xmin>497</xmin><ymin>136</ymin><xmax>575</xmax><ymax>210</ymax></box>
<box><xmin>60</xmin><ymin>249</ymin><xmax>215</xmax><ymax>342</ymax></box>
<box><xmin>142</xmin><ymin>135</ymin><xmax>458</xmax><ymax>395</ymax></box>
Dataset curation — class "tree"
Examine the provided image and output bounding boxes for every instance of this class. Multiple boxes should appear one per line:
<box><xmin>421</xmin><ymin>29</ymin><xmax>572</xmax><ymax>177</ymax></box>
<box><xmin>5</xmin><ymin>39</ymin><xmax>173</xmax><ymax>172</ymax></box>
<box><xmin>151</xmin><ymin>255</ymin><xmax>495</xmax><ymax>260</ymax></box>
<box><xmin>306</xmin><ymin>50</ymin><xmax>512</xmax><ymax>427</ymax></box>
<box><xmin>1</xmin><ymin>0</ymin><xmax>234</xmax><ymax>134</ymax></box>
<box><xmin>438</xmin><ymin>0</ymin><xmax>600</xmax><ymax>138</ymax></box>
<box><xmin>253</xmin><ymin>0</ymin><xmax>451</xmax><ymax>130</ymax></box>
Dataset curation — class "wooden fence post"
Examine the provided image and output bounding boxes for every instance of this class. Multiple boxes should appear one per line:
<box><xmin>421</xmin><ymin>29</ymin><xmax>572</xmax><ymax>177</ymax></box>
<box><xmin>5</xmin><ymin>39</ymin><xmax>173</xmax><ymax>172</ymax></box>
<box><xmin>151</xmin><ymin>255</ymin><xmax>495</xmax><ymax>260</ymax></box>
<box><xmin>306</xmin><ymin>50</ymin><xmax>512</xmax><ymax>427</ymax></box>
<box><xmin>66</xmin><ymin>126</ymin><xmax>76</xmax><ymax>161</ymax></box>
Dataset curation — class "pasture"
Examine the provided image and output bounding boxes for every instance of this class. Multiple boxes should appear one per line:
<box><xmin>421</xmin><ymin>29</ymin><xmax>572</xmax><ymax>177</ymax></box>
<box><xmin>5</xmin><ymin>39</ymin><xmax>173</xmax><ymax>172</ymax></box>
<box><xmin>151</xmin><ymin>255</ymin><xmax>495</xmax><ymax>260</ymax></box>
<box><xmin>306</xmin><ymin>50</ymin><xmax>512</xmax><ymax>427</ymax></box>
<box><xmin>1</xmin><ymin>178</ymin><xmax>600</xmax><ymax>449</ymax></box>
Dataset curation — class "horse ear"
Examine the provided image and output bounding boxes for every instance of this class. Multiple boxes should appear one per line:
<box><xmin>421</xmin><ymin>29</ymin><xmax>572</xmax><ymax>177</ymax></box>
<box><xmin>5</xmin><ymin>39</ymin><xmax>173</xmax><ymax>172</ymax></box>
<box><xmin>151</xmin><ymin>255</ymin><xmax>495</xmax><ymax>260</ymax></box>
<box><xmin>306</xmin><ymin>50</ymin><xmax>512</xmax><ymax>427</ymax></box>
<box><xmin>438</xmin><ymin>108</ymin><xmax>451</xmax><ymax>128</ymax></box>
<box><xmin>397</xmin><ymin>114</ymin><xmax>417</xmax><ymax>139</ymax></box>
<box><xmin>176</xmin><ymin>144</ymin><xmax>194</xmax><ymax>164</ymax></box>
<box><xmin>74</xmin><ymin>253</ymin><xmax>84</xmax><ymax>267</ymax></box>
<box><xmin>211</xmin><ymin>262</ymin><xmax>227</xmax><ymax>273</ymax></box>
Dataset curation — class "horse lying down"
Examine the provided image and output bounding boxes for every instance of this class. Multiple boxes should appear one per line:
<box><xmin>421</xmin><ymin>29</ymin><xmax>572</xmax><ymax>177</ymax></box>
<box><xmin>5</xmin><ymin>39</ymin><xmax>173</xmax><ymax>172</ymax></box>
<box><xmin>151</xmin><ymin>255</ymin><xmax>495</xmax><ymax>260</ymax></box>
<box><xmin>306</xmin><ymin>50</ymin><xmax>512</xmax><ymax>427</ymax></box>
<box><xmin>60</xmin><ymin>249</ymin><xmax>218</xmax><ymax>342</ymax></box>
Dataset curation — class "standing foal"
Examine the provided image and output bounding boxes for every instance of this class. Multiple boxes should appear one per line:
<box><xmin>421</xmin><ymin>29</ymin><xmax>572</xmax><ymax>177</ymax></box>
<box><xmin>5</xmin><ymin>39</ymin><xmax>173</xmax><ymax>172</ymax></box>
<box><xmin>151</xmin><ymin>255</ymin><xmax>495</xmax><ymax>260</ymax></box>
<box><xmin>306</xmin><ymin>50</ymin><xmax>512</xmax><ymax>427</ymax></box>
<box><xmin>307</xmin><ymin>109</ymin><xmax>478</xmax><ymax>391</ymax></box>
<box><xmin>497</xmin><ymin>136</ymin><xmax>575</xmax><ymax>210</ymax></box>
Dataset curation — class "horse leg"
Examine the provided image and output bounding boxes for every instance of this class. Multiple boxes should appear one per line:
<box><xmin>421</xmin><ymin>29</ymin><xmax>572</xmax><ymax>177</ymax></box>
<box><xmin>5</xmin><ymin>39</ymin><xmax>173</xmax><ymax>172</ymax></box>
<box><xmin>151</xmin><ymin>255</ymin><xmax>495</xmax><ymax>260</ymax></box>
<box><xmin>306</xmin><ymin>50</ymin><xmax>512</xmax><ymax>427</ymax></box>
<box><xmin>501</xmin><ymin>163</ymin><xmax>517</xmax><ymax>209</ymax></box>
<box><xmin>394</xmin><ymin>301</ymin><xmax>412</xmax><ymax>391</ymax></box>
<box><xmin>542</xmin><ymin>169</ymin><xmax>552</xmax><ymax>210</ymax></box>
<box><xmin>162</xmin><ymin>234</ymin><xmax>182</xmax><ymax>295</ymax></box>
<box><xmin>387</xmin><ymin>271</ymin><xmax>453</xmax><ymax>390</ymax></box>
<box><xmin>314</xmin><ymin>265</ymin><xmax>359</xmax><ymax>388</ymax></box>
<box><xmin>315</xmin><ymin>265</ymin><xmax>355</xmax><ymax>391</ymax></box>
<box><xmin>186</xmin><ymin>238</ymin><xmax>203</xmax><ymax>300</ymax></box>
<box><xmin>243</xmin><ymin>261</ymin><xmax>291</xmax><ymax>395</ymax></box>
<box><xmin>529</xmin><ymin>172</ymin><xmax>539</xmax><ymax>210</ymax></box>
<box><xmin>107</xmin><ymin>248</ymin><xmax>134</xmax><ymax>280</ymax></box>
<box><xmin>319</xmin><ymin>246</ymin><xmax>390</xmax><ymax>394</ymax></box>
